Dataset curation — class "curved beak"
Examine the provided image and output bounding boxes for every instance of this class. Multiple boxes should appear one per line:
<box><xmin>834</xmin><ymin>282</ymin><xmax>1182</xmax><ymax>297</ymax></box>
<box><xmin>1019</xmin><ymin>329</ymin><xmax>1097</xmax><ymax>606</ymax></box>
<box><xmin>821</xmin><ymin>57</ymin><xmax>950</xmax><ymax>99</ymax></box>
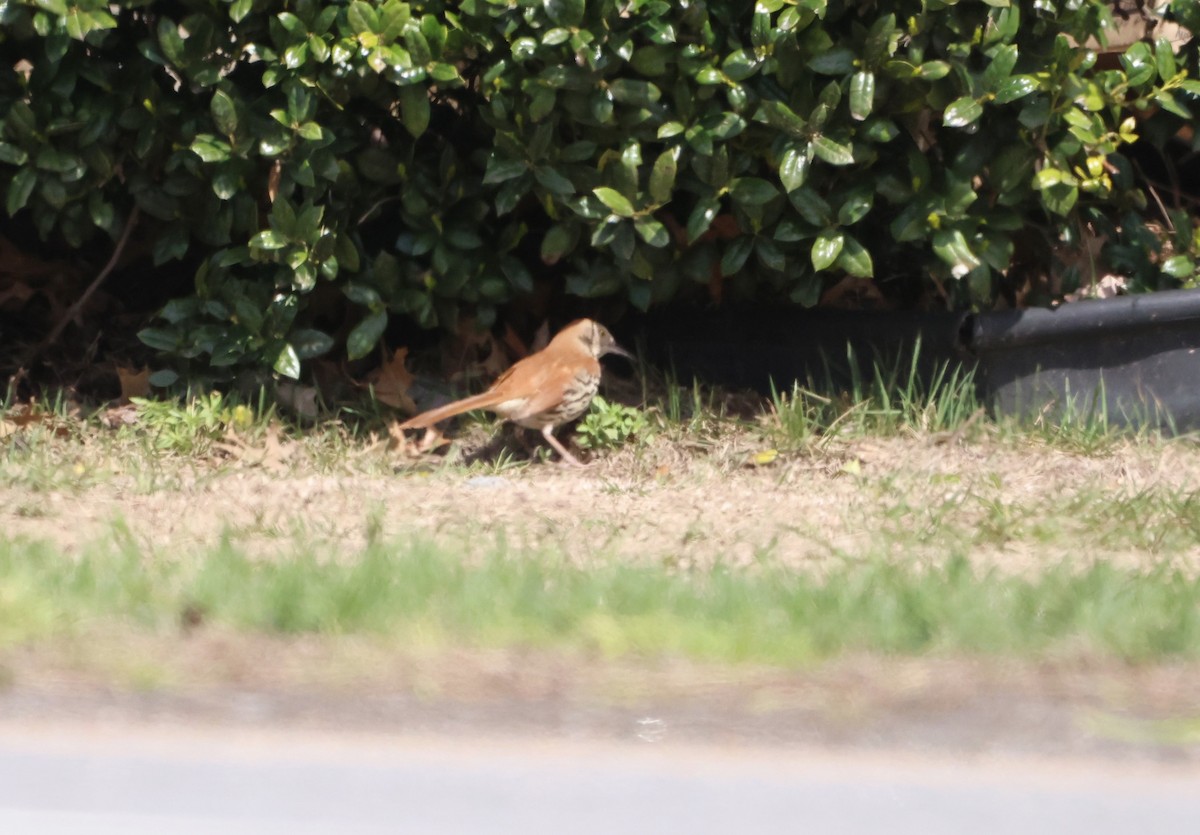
<box><xmin>606</xmin><ymin>342</ymin><xmax>634</xmax><ymax>361</ymax></box>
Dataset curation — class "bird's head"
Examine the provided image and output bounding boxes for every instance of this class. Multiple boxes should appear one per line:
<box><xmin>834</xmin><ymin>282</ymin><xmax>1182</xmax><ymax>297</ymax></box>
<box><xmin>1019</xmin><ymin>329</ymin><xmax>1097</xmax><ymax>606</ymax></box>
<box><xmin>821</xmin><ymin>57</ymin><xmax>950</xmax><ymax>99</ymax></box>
<box><xmin>559</xmin><ymin>319</ymin><xmax>633</xmax><ymax>361</ymax></box>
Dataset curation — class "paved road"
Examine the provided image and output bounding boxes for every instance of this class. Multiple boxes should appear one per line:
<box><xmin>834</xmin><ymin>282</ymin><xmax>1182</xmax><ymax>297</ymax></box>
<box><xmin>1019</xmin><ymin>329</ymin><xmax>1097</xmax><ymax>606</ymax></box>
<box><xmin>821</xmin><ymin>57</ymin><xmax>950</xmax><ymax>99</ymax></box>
<box><xmin>0</xmin><ymin>725</ymin><xmax>1198</xmax><ymax>834</ymax></box>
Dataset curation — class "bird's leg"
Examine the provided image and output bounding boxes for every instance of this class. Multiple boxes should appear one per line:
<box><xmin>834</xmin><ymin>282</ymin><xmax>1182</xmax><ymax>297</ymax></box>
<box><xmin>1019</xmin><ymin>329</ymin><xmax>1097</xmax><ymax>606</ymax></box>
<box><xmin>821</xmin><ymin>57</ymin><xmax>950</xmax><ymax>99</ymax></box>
<box><xmin>540</xmin><ymin>424</ymin><xmax>586</xmax><ymax>468</ymax></box>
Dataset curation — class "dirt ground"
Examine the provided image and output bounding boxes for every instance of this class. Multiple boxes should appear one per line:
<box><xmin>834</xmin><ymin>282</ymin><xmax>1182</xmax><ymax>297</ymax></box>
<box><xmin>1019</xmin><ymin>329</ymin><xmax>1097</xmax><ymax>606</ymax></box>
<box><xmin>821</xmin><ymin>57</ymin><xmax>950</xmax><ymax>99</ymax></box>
<box><xmin>5</xmin><ymin>429</ymin><xmax>1200</xmax><ymax>762</ymax></box>
<box><xmin>6</xmin><ymin>430</ymin><xmax>1200</xmax><ymax>572</ymax></box>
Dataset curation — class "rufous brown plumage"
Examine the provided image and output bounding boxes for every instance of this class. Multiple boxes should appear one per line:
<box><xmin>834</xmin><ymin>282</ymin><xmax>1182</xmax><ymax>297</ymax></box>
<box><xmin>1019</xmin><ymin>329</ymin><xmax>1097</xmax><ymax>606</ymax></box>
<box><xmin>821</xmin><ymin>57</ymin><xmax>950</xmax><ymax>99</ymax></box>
<box><xmin>398</xmin><ymin>319</ymin><xmax>631</xmax><ymax>466</ymax></box>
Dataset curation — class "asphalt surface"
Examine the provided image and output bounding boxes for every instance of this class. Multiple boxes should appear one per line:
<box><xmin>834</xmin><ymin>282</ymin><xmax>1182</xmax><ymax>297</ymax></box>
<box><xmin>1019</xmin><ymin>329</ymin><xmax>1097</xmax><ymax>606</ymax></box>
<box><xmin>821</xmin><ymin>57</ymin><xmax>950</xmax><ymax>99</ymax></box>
<box><xmin>0</xmin><ymin>725</ymin><xmax>1198</xmax><ymax>834</ymax></box>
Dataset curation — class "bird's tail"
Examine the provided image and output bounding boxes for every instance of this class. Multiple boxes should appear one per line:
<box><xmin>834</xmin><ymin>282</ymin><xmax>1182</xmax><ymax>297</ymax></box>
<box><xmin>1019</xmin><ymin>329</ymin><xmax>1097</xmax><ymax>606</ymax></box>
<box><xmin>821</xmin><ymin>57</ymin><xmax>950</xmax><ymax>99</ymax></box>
<box><xmin>397</xmin><ymin>390</ymin><xmax>507</xmax><ymax>429</ymax></box>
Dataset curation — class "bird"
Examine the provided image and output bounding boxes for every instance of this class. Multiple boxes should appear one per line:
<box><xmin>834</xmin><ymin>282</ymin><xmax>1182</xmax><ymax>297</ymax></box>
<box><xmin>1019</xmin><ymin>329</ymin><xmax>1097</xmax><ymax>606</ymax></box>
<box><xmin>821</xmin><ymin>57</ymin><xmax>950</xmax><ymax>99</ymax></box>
<box><xmin>398</xmin><ymin>319</ymin><xmax>632</xmax><ymax>467</ymax></box>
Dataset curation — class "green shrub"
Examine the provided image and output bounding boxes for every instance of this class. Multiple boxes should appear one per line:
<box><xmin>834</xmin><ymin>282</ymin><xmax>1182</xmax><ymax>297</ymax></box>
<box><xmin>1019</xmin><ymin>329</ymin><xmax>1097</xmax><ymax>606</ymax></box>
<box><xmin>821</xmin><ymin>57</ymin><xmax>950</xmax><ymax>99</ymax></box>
<box><xmin>1</xmin><ymin>0</ymin><xmax>1196</xmax><ymax>381</ymax></box>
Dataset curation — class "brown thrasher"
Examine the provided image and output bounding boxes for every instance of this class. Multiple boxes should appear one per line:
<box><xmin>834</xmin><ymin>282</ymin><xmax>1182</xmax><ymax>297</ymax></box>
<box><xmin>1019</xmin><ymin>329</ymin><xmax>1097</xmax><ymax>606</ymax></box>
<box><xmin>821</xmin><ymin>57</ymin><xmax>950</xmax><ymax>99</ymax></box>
<box><xmin>398</xmin><ymin>319</ymin><xmax>632</xmax><ymax>466</ymax></box>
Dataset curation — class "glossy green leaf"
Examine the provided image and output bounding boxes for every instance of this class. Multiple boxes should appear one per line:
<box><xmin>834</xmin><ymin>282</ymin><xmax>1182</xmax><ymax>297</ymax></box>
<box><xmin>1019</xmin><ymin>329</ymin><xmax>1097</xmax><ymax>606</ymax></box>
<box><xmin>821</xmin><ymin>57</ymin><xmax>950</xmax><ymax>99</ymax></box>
<box><xmin>836</xmin><ymin>186</ymin><xmax>874</xmax><ymax>225</ymax></box>
<box><xmin>347</xmin><ymin>1</ymin><xmax>380</xmax><ymax>35</ymax></box>
<box><xmin>835</xmin><ymin>236</ymin><xmax>873</xmax><ymax>277</ymax></box>
<box><xmin>593</xmin><ymin>187</ymin><xmax>635</xmax><ymax>217</ymax></box>
<box><xmin>729</xmin><ymin>177</ymin><xmax>778</xmax><ymax>206</ymax></box>
<box><xmin>148</xmin><ymin>369</ymin><xmax>180</xmax><ymax>388</ymax></box>
<box><xmin>756</xmin><ymin>100</ymin><xmax>808</xmax><ymax>138</ymax></box>
<box><xmin>1162</xmin><ymin>255</ymin><xmax>1196</xmax><ymax>279</ymax></box>
<box><xmin>211</xmin><ymin>90</ymin><xmax>239</xmax><ymax>136</ymax></box>
<box><xmin>399</xmin><ymin>84</ymin><xmax>430</xmax><ymax>138</ymax></box>
<box><xmin>230</xmin><ymin>0</ymin><xmax>252</xmax><ymax>22</ymax></box>
<box><xmin>811</xmin><ymin>136</ymin><xmax>854</xmax><ymax>166</ymax></box>
<box><xmin>483</xmin><ymin>155</ymin><xmax>527</xmax><ymax>184</ymax></box>
<box><xmin>6</xmin><ymin>168</ymin><xmax>37</xmax><ymax>215</ymax></box>
<box><xmin>157</xmin><ymin>17</ymin><xmax>185</xmax><ymax>65</ymax></box>
<box><xmin>779</xmin><ymin>145</ymin><xmax>810</xmax><ymax>193</ymax></box>
<box><xmin>138</xmin><ymin>327</ymin><xmax>179</xmax><ymax>353</ymax></box>
<box><xmin>755</xmin><ymin>239</ymin><xmax>786</xmax><ymax>272</ymax></box>
<box><xmin>943</xmin><ymin>97</ymin><xmax>983</xmax><ymax>128</ymax></box>
<box><xmin>609</xmin><ymin>79</ymin><xmax>661</xmax><ymax>106</ymax></box>
<box><xmin>811</xmin><ymin>228</ymin><xmax>844</xmax><ymax>271</ymax></box>
<box><xmin>932</xmin><ymin>229</ymin><xmax>982</xmax><ymax>277</ymax></box>
<box><xmin>541</xmin><ymin>223</ymin><xmax>576</xmax><ymax>263</ymax></box>
<box><xmin>722</xmin><ymin>49</ymin><xmax>761</xmax><ymax>82</ymax></box>
<box><xmin>649</xmin><ymin>149</ymin><xmax>677</xmax><ymax>204</ymax></box>
<box><xmin>686</xmin><ymin>195</ymin><xmax>721</xmax><ymax>243</ymax></box>
<box><xmin>994</xmin><ymin>76</ymin><xmax>1038</xmax><ymax>104</ymax></box>
<box><xmin>544</xmin><ymin>0</ymin><xmax>585</xmax><ymax>27</ymax></box>
<box><xmin>808</xmin><ymin>48</ymin><xmax>855</xmax><ymax>75</ymax></box>
<box><xmin>346</xmin><ymin>310</ymin><xmax>388</xmax><ymax>360</ymax></box>
<box><xmin>273</xmin><ymin>343</ymin><xmax>301</xmax><ymax>379</ymax></box>
<box><xmin>849</xmin><ymin>71</ymin><xmax>874</xmax><ymax>120</ymax></box>
<box><xmin>1120</xmin><ymin>42</ymin><xmax>1155</xmax><ymax>87</ymax></box>
<box><xmin>190</xmin><ymin>135</ymin><xmax>232</xmax><ymax>163</ymax></box>
<box><xmin>535</xmin><ymin>166</ymin><xmax>575</xmax><ymax>196</ymax></box>
<box><xmin>720</xmin><ymin>236</ymin><xmax>754</xmax><ymax>276</ymax></box>
<box><xmin>632</xmin><ymin>45</ymin><xmax>671</xmax><ymax>76</ymax></box>
<box><xmin>917</xmin><ymin>60</ymin><xmax>951</xmax><ymax>80</ymax></box>
<box><xmin>634</xmin><ymin>216</ymin><xmax>669</xmax><ymax>247</ymax></box>
<box><xmin>982</xmin><ymin>44</ymin><xmax>1018</xmax><ymax>92</ymax></box>
<box><xmin>1154</xmin><ymin>37</ymin><xmax>1177</xmax><ymax>82</ymax></box>
<box><xmin>1040</xmin><ymin>182</ymin><xmax>1079</xmax><ymax>216</ymax></box>
<box><xmin>789</xmin><ymin>187</ymin><xmax>833</xmax><ymax>226</ymax></box>
<box><xmin>250</xmin><ymin>230</ymin><xmax>288</xmax><ymax>250</ymax></box>
<box><xmin>344</xmin><ymin>283</ymin><xmax>383</xmax><ymax>308</ymax></box>
<box><xmin>292</xmin><ymin>328</ymin><xmax>336</xmax><ymax>359</ymax></box>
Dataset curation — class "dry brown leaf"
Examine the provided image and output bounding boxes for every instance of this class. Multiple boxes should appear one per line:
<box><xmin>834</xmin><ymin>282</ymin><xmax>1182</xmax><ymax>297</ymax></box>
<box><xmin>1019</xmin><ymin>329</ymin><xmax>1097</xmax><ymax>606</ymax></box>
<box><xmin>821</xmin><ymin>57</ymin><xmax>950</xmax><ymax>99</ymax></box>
<box><xmin>100</xmin><ymin>403</ymin><xmax>140</xmax><ymax>429</ymax></box>
<box><xmin>502</xmin><ymin>323</ymin><xmax>530</xmax><ymax>360</ymax></box>
<box><xmin>1062</xmin><ymin>273</ymin><xmax>1127</xmax><ymax>303</ymax></box>
<box><xmin>820</xmin><ymin>276</ymin><xmax>889</xmax><ymax>310</ymax></box>
<box><xmin>444</xmin><ymin>318</ymin><xmax>509</xmax><ymax>383</ymax></box>
<box><xmin>116</xmin><ymin>366</ymin><xmax>151</xmax><ymax>403</ymax></box>
<box><xmin>267</xmin><ymin>160</ymin><xmax>282</xmax><ymax>203</ymax></box>
<box><xmin>366</xmin><ymin>346</ymin><xmax>417</xmax><ymax>413</ymax></box>
<box><xmin>214</xmin><ymin>423</ymin><xmax>295</xmax><ymax>472</ymax></box>
<box><xmin>2</xmin><ymin>404</ymin><xmax>73</xmax><ymax>438</ymax></box>
<box><xmin>387</xmin><ymin>421</ymin><xmax>449</xmax><ymax>455</ymax></box>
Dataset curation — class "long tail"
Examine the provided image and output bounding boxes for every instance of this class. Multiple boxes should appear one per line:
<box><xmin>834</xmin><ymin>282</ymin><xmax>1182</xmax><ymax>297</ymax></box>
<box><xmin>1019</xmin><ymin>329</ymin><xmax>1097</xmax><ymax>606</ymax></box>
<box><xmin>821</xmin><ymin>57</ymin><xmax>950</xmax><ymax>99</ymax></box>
<box><xmin>397</xmin><ymin>389</ymin><xmax>507</xmax><ymax>429</ymax></box>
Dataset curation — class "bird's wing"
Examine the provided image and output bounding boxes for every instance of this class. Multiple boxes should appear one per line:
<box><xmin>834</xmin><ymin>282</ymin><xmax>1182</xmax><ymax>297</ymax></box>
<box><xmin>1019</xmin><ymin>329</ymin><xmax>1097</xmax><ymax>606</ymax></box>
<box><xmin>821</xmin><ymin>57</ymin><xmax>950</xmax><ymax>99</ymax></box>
<box><xmin>484</xmin><ymin>353</ymin><xmax>577</xmax><ymax>422</ymax></box>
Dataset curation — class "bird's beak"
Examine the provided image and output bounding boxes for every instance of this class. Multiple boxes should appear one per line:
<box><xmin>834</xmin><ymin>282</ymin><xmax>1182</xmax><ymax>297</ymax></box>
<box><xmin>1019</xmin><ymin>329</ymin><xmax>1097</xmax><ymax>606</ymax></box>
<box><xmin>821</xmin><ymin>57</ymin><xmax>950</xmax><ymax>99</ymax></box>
<box><xmin>607</xmin><ymin>342</ymin><xmax>634</xmax><ymax>361</ymax></box>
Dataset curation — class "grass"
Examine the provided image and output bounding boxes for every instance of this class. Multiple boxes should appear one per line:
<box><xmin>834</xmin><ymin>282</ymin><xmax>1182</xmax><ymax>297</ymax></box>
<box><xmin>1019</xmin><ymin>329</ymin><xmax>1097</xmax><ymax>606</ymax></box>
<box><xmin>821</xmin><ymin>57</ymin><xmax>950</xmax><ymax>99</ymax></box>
<box><xmin>2</xmin><ymin>526</ymin><xmax>1200</xmax><ymax>665</ymax></box>
<box><xmin>764</xmin><ymin>340</ymin><xmax>983</xmax><ymax>448</ymax></box>
<box><xmin>6</xmin><ymin>353</ymin><xmax>1200</xmax><ymax>679</ymax></box>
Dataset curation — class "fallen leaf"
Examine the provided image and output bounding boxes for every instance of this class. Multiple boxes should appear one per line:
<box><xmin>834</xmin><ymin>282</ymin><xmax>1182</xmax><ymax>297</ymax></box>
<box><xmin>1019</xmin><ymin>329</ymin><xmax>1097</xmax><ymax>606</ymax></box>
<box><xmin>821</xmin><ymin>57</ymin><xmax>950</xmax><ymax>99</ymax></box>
<box><xmin>100</xmin><ymin>403</ymin><xmax>140</xmax><ymax>428</ymax></box>
<box><xmin>366</xmin><ymin>346</ymin><xmax>416</xmax><ymax>412</ymax></box>
<box><xmin>1</xmin><ymin>404</ymin><xmax>73</xmax><ymax>438</ymax></box>
<box><xmin>445</xmin><ymin>317</ymin><xmax>510</xmax><ymax>382</ymax></box>
<box><xmin>214</xmin><ymin>423</ymin><xmax>295</xmax><ymax>472</ymax></box>
<box><xmin>820</xmin><ymin>276</ymin><xmax>889</xmax><ymax>310</ymax></box>
<box><xmin>387</xmin><ymin>420</ymin><xmax>447</xmax><ymax>455</ymax></box>
<box><xmin>502</xmin><ymin>323</ymin><xmax>529</xmax><ymax>360</ymax></box>
<box><xmin>116</xmin><ymin>366</ymin><xmax>151</xmax><ymax>403</ymax></box>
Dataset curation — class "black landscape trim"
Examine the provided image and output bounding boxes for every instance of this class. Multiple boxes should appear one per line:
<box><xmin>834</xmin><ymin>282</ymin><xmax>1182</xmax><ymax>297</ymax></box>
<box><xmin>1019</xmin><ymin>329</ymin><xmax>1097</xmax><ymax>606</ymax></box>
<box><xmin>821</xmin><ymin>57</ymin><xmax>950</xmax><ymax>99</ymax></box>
<box><xmin>965</xmin><ymin>288</ymin><xmax>1200</xmax><ymax>431</ymax></box>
